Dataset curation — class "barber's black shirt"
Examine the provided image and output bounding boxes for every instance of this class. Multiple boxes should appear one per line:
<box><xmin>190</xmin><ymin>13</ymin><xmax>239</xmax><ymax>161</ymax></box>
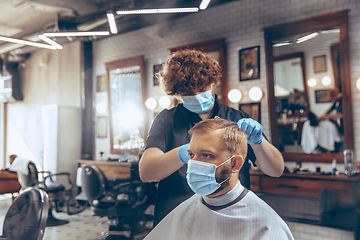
<box><xmin>145</xmin><ymin>96</ymin><xmax>257</xmax><ymax>226</ymax></box>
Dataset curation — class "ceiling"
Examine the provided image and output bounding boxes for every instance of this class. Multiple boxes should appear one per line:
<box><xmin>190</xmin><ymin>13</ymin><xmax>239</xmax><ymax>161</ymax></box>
<box><xmin>0</xmin><ymin>0</ymin><xmax>235</xmax><ymax>61</ymax></box>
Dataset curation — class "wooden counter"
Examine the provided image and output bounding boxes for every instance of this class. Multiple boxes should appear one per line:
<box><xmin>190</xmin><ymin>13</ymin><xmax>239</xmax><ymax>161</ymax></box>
<box><xmin>250</xmin><ymin>170</ymin><xmax>358</xmax><ymax>202</ymax></box>
<box><xmin>77</xmin><ymin>160</ymin><xmax>132</xmax><ymax>180</ymax></box>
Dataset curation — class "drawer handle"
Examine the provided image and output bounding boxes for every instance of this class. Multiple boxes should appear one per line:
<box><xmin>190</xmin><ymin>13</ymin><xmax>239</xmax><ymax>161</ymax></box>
<box><xmin>278</xmin><ymin>184</ymin><xmax>298</xmax><ymax>189</ymax></box>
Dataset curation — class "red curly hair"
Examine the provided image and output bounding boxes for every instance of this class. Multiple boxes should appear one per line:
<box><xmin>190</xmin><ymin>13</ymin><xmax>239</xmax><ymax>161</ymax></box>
<box><xmin>158</xmin><ymin>49</ymin><xmax>222</xmax><ymax>96</ymax></box>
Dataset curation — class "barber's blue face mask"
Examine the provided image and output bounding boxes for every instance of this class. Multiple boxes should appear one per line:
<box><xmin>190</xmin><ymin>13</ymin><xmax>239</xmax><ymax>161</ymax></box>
<box><xmin>182</xmin><ymin>89</ymin><xmax>215</xmax><ymax>114</ymax></box>
<box><xmin>186</xmin><ymin>156</ymin><xmax>233</xmax><ymax>196</ymax></box>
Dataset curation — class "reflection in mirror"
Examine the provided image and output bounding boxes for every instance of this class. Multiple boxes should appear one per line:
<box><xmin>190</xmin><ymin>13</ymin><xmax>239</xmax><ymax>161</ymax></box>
<box><xmin>106</xmin><ymin>56</ymin><xmax>147</xmax><ymax>155</ymax></box>
<box><xmin>274</xmin><ymin>53</ymin><xmax>308</xmax><ymax>153</ymax></box>
<box><xmin>273</xmin><ymin>29</ymin><xmax>343</xmax><ymax>154</ymax></box>
<box><xmin>264</xmin><ymin>10</ymin><xmax>354</xmax><ymax>162</ymax></box>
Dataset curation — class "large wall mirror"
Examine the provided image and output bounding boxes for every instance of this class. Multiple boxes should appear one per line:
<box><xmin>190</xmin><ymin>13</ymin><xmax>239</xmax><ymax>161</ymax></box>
<box><xmin>106</xmin><ymin>55</ymin><xmax>147</xmax><ymax>155</ymax></box>
<box><xmin>264</xmin><ymin>10</ymin><xmax>354</xmax><ymax>163</ymax></box>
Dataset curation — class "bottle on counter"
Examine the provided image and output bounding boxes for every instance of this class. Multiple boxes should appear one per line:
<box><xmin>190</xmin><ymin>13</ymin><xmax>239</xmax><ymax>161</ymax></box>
<box><xmin>344</xmin><ymin>149</ymin><xmax>355</xmax><ymax>177</ymax></box>
<box><xmin>332</xmin><ymin>159</ymin><xmax>337</xmax><ymax>175</ymax></box>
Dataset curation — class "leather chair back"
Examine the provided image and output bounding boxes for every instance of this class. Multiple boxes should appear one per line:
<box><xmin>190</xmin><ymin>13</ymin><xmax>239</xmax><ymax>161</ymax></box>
<box><xmin>2</xmin><ymin>187</ymin><xmax>49</xmax><ymax>240</ymax></box>
<box><xmin>81</xmin><ymin>164</ymin><xmax>109</xmax><ymax>202</ymax></box>
<box><xmin>26</xmin><ymin>162</ymin><xmax>39</xmax><ymax>188</ymax></box>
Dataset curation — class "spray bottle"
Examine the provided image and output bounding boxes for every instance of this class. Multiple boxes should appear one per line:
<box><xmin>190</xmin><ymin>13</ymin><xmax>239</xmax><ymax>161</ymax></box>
<box><xmin>332</xmin><ymin>159</ymin><xmax>337</xmax><ymax>175</ymax></box>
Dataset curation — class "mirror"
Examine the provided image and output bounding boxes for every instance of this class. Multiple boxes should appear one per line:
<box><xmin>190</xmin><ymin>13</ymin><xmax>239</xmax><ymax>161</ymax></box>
<box><xmin>106</xmin><ymin>55</ymin><xmax>148</xmax><ymax>155</ymax></box>
<box><xmin>264</xmin><ymin>10</ymin><xmax>354</xmax><ymax>163</ymax></box>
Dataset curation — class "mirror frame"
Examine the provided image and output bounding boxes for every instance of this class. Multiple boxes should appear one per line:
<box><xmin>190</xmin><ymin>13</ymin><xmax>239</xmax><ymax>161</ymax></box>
<box><xmin>264</xmin><ymin>10</ymin><xmax>354</xmax><ymax>163</ymax></box>
<box><xmin>169</xmin><ymin>38</ymin><xmax>228</xmax><ymax>105</ymax></box>
<box><xmin>105</xmin><ymin>55</ymin><xmax>148</xmax><ymax>155</ymax></box>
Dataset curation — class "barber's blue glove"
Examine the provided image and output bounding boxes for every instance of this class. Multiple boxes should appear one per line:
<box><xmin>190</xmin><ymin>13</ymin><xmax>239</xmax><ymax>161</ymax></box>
<box><xmin>178</xmin><ymin>143</ymin><xmax>190</xmax><ymax>164</ymax></box>
<box><xmin>237</xmin><ymin>118</ymin><xmax>263</xmax><ymax>145</ymax></box>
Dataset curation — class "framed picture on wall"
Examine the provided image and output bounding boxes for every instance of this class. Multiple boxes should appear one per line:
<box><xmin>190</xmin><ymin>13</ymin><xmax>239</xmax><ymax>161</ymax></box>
<box><xmin>313</xmin><ymin>55</ymin><xmax>326</xmax><ymax>73</ymax></box>
<box><xmin>153</xmin><ymin>64</ymin><xmax>163</xmax><ymax>86</ymax></box>
<box><xmin>97</xmin><ymin>116</ymin><xmax>107</xmax><ymax>138</ymax></box>
<box><xmin>239</xmin><ymin>102</ymin><xmax>261</xmax><ymax>123</ymax></box>
<box><xmin>96</xmin><ymin>75</ymin><xmax>107</xmax><ymax>92</ymax></box>
<box><xmin>315</xmin><ymin>89</ymin><xmax>332</xmax><ymax>103</ymax></box>
<box><xmin>239</xmin><ymin>46</ymin><xmax>260</xmax><ymax>81</ymax></box>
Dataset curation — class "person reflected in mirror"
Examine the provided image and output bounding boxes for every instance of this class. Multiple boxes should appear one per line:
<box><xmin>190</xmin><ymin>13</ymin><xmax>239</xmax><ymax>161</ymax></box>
<box><xmin>144</xmin><ymin>119</ymin><xmax>294</xmax><ymax>240</ymax></box>
<box><xmin>302</xmin><ymin>110</ymin><xmax>342</xmax><ymax>153</ymax></box>
<box><xmin>139</xmin><ymin>49</ymin><xmax>284</xmax><ymax>227</ymax></box>
<box><xmin>318</xmin><ymin>88</ymin><xmax>343</xmax><ymax>134</ymax></box>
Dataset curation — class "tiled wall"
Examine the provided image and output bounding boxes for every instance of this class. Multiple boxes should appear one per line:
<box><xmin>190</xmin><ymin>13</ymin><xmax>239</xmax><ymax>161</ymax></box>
<box><xmin>93</xmin><ymin>0</ymin><xmax>360</xmax><ymax>162</ymax></box>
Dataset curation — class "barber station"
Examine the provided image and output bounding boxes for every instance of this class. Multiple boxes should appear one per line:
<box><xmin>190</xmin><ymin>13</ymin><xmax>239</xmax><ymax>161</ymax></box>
<box><xmin>0</xmin><ymin>1</ymin><xmax>360</xmax><ymax>240</ymax></box>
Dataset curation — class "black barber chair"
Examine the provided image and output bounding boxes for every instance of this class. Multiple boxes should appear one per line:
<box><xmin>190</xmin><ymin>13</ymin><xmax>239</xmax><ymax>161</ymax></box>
<box><xmin>0</xmin><ymin>187</ymin><xmax>49</xmax><ymax>240</ymax></box>
<box><xmin>353</xmin><ymin>179</ymin><xmax>360</xmax><ymax>240</ymax></box>
<box><xmin>320</xmin><ymin>179</ymin><xmax>360</xmax><ymax>240</ymax></box>
<box><xmin>26</xmin><ymin>162</ymin><xmax>85</xmax><ymax>226</ymax></box>
<box><xmin>81</xmin><ymin>164</ymin><xmax>155</xmax><ymax>240</ymax></box>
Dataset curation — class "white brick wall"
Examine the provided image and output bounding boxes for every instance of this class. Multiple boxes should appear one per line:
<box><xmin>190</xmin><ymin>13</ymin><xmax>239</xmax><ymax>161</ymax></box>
<box><xmin>94</xmin><ymin>0</ymin><xmax>360</xmax><ymax>163</ymax></box>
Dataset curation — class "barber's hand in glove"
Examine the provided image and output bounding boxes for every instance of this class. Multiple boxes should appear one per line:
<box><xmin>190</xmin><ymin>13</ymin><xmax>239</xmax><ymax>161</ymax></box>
<box><xmin>237</xmin><ymin>118</ymin><xmax>263</xmax><ymax>145</ymax></box>
<box><xmin>178</xmin><ymin>143</ymin><xmax>190</xmax><ymax>164</ymax></box>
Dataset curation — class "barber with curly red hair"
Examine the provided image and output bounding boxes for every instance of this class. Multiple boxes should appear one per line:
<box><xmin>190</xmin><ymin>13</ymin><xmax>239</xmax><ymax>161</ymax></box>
<box><xmin>139</xmin><ymin>49</ymin><xmax>284</xmax><ymax>226</ymax></box>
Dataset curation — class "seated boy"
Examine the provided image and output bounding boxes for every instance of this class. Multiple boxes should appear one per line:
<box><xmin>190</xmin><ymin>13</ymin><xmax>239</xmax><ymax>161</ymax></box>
<box><xmin>144</xmin><ymin>118</ymin><xmax>294</xmax><ymax>240</ymax></box>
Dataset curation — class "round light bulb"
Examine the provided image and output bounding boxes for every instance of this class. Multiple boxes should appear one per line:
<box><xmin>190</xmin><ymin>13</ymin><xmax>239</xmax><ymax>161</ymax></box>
<box><xmin>357</xmin><ymin>78</ymin><xmax>360</xmax><ymax>91</ymax></box>
<box><xmin>249</xmin><ymin>87</ymin><xmax>263</xmax><ymax>101</ymax></box>
<box><xmin>96</xmin><ymin>102</ymin><xmax>107</xmax><ymax>114</ymax></box>
<box><xmin>307</xmin><ymin>78</ymin><xmax>317</xmax><ymax>87</ymax></box>
<box><xmin>159</xmin><ymin>96</ymin><xmax>171</xmax><ymax>108</ymax></box>
<box><xmin>145</xmin><ymin>97</ymin><xmax>157</xmax><ymax>110</ymax></box>
<box><xmin>321</xmin><ymin>76</ymin><xmax>331</xmax><ymax>86</ymax></box>
<box><xmin>228</xmin><ymin>89</ymin><xmax>242</xmax><ymax>103</ymax></box>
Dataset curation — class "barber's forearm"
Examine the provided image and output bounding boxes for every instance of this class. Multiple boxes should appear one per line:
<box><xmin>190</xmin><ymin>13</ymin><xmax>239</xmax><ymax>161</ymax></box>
<box><xmin>252</xmin><ymin>139</ymin><xmax>284</xmax><ymax>177</ymax></box>
<box><xmin>139</xmin><ymin>147</ymin><xmax>184</xmax><ymax>182</ymax></box>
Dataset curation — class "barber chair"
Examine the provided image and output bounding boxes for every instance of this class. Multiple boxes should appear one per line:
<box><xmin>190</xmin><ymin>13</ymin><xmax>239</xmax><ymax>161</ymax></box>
<box><xmin>353</xmin><ymin>179</ymin><xmax>360</xmax><ymax>240</ymax></box>
<box><xmin>0</xmin><ymin>187</ymin><xmax>49</xmax><ymax>240</ymax></box>
<box><xmin>26</xmin><ymin>162</ymin><xmax>85</xmax><ymax>226</ymax></box>
<box><xmin>320</xmin><ymin>180</ymin><xmax>360</xmax><ymax>240</ymax></box>
<box><xmin>81</xmin><ymin>164</ymin><xmax>155</xmax><ymax>240</ymax></box>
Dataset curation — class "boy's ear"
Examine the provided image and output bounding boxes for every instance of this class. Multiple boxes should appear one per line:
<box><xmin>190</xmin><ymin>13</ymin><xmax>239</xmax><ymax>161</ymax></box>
<box><xmin>231</xmin><ymin>155</ymin><xmax>245</xmax><ymax>173</ymax></box>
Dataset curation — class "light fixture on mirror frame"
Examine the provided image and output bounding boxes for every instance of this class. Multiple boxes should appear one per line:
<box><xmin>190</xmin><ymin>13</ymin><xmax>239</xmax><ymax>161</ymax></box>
<box><xmin>159</xmin><ymin>96</ymin><xmax>171</xmax><ymax>108</ymax></box>
<box><xmin>357</xmin><ymin>78</ymin><xmax>360</xmax><ymax>91</ymax></box>
<box><xmin>96</xmin><ymin>102</ymin><xmax>107</xmax><ymax>114</ymax></box>
<box><xmin>145</xmin><ymin>97</ymin><xmax>157</xmax><ymax>110</ymax></box>
<box><xmin>307</xmin><ymin>78</ymin><xmax>317</xmax><ymax>87</ymax></box>
<box><xmin>228</xmin><ymin>89</ymin><xmax>242</xmax><ymax>103</ymax></box>
<box><xmin>321</xmin><ymin>76</ymin><xmax>331</xmax><ymax>86</ymax></box>
<box><xmin>248</xmin><ymin>87</ymin><xmax>263</xmax><ymax>101</ymax></box>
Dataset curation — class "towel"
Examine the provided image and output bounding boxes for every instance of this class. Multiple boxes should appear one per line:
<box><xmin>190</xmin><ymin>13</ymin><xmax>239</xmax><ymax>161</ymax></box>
<box><xmin>9</xmin><ymin>157</ymin><xmax>31</xmax><ymax>175</ymax></box>
<box><xmin>301</xmin><ymin>121</ymin><xmax>319</xmax><ymax>153</ymax></box>
<box><xmin>317</xmin><ymin>120</ymin><xmax>342</xmax><ymax>152</ymax></box>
